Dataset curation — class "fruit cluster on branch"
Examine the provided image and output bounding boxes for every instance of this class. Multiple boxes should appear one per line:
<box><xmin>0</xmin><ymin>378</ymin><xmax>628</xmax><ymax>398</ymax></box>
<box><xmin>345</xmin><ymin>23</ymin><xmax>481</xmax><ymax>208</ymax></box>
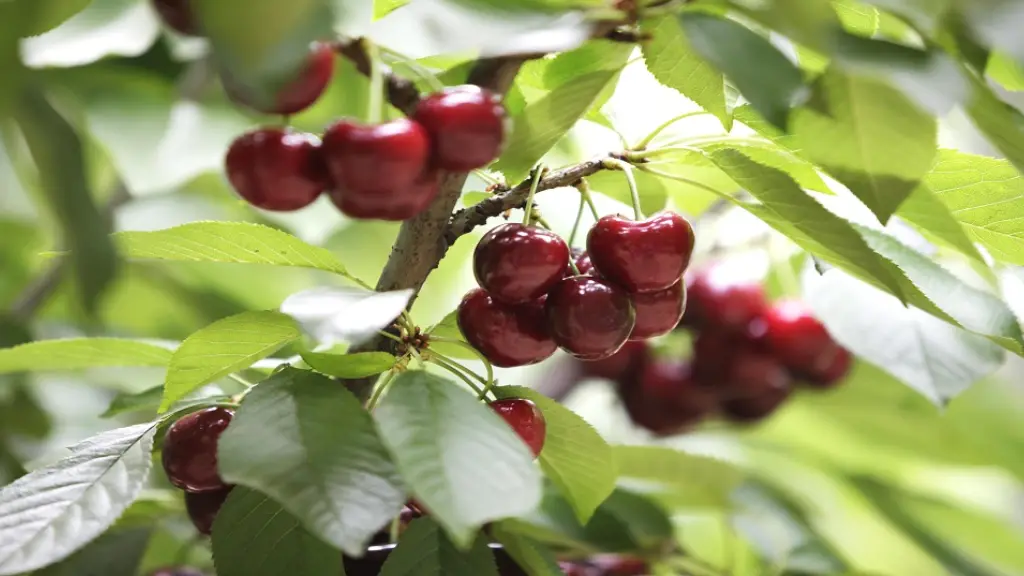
<box><xmin>161</xmin><ymin>407</ymin><xmax>236</xmax><ymax>535</ymax></box>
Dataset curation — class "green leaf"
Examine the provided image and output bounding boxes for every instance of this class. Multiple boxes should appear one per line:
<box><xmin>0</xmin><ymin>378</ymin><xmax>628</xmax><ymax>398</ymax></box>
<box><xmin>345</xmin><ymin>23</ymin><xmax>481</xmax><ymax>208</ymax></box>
<box><xmin>490</xmin><ymin>524</ymin><xmax>563</xmax><ymax>576</ymax></box>
<box><xmin>792</xmin><ymin>66</ymin><xmax>938</xmax><ymax>222</ymax></box>
<box><xmin>35</xmin><ymin>527</ymin><xmax>153</xmax><ymax>576</ymax></box>
<box><xmin>896</xmin><ymin>186</ymin><xmax>986</xmax><ymax>263</ymax></box>
<box><xmin>19</xmin><ymin>0</ymin><xmax>91</xmax><ymax>37</ymax></box>
<box><xmin>101</xmin><ymin>386</ymin><xmax>164</xmax><ymax>419</ymax></box>
<box><xmin>641</xmin><ymin>16</ymin><xmax>729</xmax><ymax>130</ymax></box>
<box><xmin>374</xmin><ymin>370</ymin><xmax>543</xmax><ymax>548</ymax></box>
<box><xmin>699</xmin><ymin>142</ymin><xmax>830</xmax><ymax>194</ymax></box>
<box><xmin>212</xmin><ymin>486</ymin><xmax>342</xmax><ymax>576</ymax></box>
<box><xmin>679</xmin><ymin>13</ymin><xmax>806</xmax><ymax>129</ymax></box>
<box><xmin>280</xmin><ymin>286</ymin><xmax>414</xmax><ymax>346</ymax></box>
<box><xmin>217</xmin><ymin>368</ymin><xmax>405</xmax><ymax>556</ymax></box>
<box><xmin>807</xmin><ymin>270</ymin><xmax>1004</xmax><ymax>405</ymax></box>
<box><xmin>987</xmin><ymin>51</ymin><xmax>1024</xmax><ymax>91</ymax></box>
<box><xmin>0</xmin><ymin>422</ymin><xmax>157</xmax><ymax>575</ymax></box>
<box><xmin>19</xmin><ymin>0</ymin><xmax>159</xmax><ymax>68</ymax></box>
<box><xmin>301</xmin><ymin>351</ymin><xmax>397</xmax><ymax>379</ymax></box>
<box><xmin>14</xmin><ymin>87</ymin><xmax>118</xmax><ymax>314</ymax></box>
<box><xmin>612</xmin><ymin>445</ymin><xmax>743</xmax><ymax>509</ymax></box>
<box><xmin>965</xmin><ymin>76</ymin><xmax>1024</xmax><ymax>175</ymax></box>
<box><xmin>0</xmin><ymin>338</ymin><xmax>172</xmax><ymax>375</ymax></box>
<box><xmin>493</xmin><ymin>386</ymin><xmax>616</xmax><ymax>524</ymax></box>
<box><xmin>587</xmin><ymin>167</ymin><xmax>670</xmax><ymax>216</ymax></box>
<box><xmin>426</xmin><ymin>310</ymin><xmax>478</xmax><ymax>361</ymax></box>
<box><xmin>379</xmin><ymin>517</ymin><xmax>498</xmax><ymax>576</ymax></box>
<box><xmin>160</xmin><ymin>311</ymin><xmax>301</xmax><ymax>412</ymax></box>
<box><xmin>113</xmin><ymin>221</ymin><xmax>352</xmax><ymax>278</ymax></box>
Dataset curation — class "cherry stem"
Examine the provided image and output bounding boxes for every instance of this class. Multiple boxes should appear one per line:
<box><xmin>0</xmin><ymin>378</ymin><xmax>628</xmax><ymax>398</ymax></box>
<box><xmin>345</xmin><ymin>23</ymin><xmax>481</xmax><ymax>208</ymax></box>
<box><xmin>377</xmin><ymin>330</ymin><xmax>405</xmax><ymax>345</ymax></box>
<box><xmin>521</xmin><ymin>164</ymin><xmax>546</xmax><ymax>226</ymax></box>
<box><xmin>636</xmin><ymin>165</ymin><xmax>727</xmax><ymax>197</ymax></box>
<box><xmin>366</xmin><ymin>370</ymin><xmax>398</xmax><ymax>410</ymax></box>
<box><xmin>625</xmin><ymin>145</ymin><xmax>704</xmax><ymax>161</ymax></box>
<box><xmin>227</xmin><ymin>372</ymin><xmax>255</xmax><ymax>389</ymax></box>
<box><xmin>603</xmin><ymin>158</ymin><xmax>643</xmax><ymax>220</ymax></box>
<box><xmin>365</xmin><ymin>38</ymin><xmax>384</xmax><ymax>125</ymax></box>
<box><xmin>389</xmin><ymin>515</ymin><xmax>402</xmax><ymax>543</ymax></box>
<box><xmin>428</xmin><ymin>336</ymin><xmax>494</xmax><ymax>392</ymax></box>
<box><xmin>634</xmin><ymin>110</ymin><xmax>712</xmax><ymax>150</ymax></box>
<box><xmin>430</xmin><ymin>354</ymin><xmax>486</xmax><ymax>397</ymax></box>
<box><xmin>380</xmin><ymin>46</ymin><xmax>446</xmax><ymax>92</ymax></box>
<box><xmin>567</xmin><ymin>192</ymin><xmax>587</xmax><ymax>247</ymax></box>
<box><xmin>574</xmin><ymin>179</ymin><xmax>601</xmax><ymax>221</ymax></box>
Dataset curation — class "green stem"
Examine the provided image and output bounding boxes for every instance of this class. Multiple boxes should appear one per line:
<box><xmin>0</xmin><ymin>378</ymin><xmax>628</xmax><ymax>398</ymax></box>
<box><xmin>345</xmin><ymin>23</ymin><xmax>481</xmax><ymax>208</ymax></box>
<box><xmin>637</xmin><ymin>165</ymin><xmax>728</xmax><ymax>198</ymax></box>
<box><xmin>431</xmin><ymin>355</ymin><xmax>486</xmax><ymax>397</ymax></box>
<box><xmin>428</xmin><ymin>336</ymin><xmax>494</xmax><ymax>391</ymax></box>
<box><xmin>366</xmin><ymin>370</ymin><xmax>398</xmax><ymax>410</ymax></box>
<box><xmin>389</xmin><ymin>515</ymin><xmax>402</xmax><ymax>544</ymax></box>
<box><xmin>603</xmin><ymin>158</ymin><xmax>643</xmax><ymax>220</ymax></box>
<box><xmin>568</xmin><ymin>192</ymin><xmax>587</xmax><ymax>247</ymax></box>
<box><xmin>378</xmin><ymin>330</ymin><xmax>405</xmax><ymax>345</ymax></box>
<box><xmin>627</xmin><ymin>145</ymin><xmax>704</xmax><ymax>160</ymax></box>
<box><xmin>533</xmin><ymin>215</ymin><xmax>555</xmax><ymax>231</ymax></box>
<box><xmin>574</xmin><ymin>179</ymin><xmax>601</xmax><ymax>221</ymax></box>
<box><xmin>365</xmin><ymin>39</ymin><xmax>384</xmax><ymax>124</ymax></box>
<box><xmin>521</xmin><ymin>165</ymin><xmax>545</xmax><ymax>225</ymax></box>
<box><xmin>227</xmin><ymin>372</ymin><xmax>255</xmax><ymax>388</ymax></box>
<box><xmin>634</xmin><ymin>110</ymin><xmax>712</xmax><ymax>149</ymax></box>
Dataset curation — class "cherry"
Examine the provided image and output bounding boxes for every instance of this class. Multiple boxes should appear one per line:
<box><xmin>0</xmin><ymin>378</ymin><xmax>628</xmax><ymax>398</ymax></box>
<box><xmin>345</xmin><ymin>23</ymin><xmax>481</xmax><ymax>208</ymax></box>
<box><xmin>474</xmin><ymin>223</ymin><xmax>570</xmax><ymax>304</ymax></box>
<box><xmin>225</xmin><ymin>128</ymin><xmax>327</xmax><ymax>212</ymax></box>
<box><xmin>804</xmin><ymin>346</ymin><xmax>852</xmax><ymax>388</ymax></box>
<box><xmin>490</xmin><ymin>398</ymin><xmax>547</xmax><ymax>457</ymax></box>
<box><xmin>413</xmin><ymin>85</ymin><xmax>507</xmax><ymax>171</ymax></box>
<box><xmin>546</xmin><ymin>277</ymin><xmax>636</xmax><ymax>360</ymax></box>
<box><xmin>579</xmin><ymin>340</ymin><xmax>647</xmax><ymax>382</ymax></box>
<box><xmin>587</xmin><ymin>212</ymin><xmax>694</xmax><ymax>294</ymax></box>
<box><xmin>684</xmin><ymin>264</ymin><xmax>768</xmax><ymax>333</ymax></box>
<box><xmin>224</xmin><ymin>43</ymin><xmax>334</xmax><ymax>115</ymax></box>
<box><xmin>457</xmin><ymin>288</ymin><xmax>556</xmax><ymax>367</ymax></box>
<box><xmin>151</xmin><ymin>0</ymin><xmax>199</xmax><ymax>35</ymax></box>
<box><xmin>620</xmin><ymin>359</ymin><xmax>717</xmax><ymax>436</ymax></box>
<box><xmin>184</xmin><ymin>485</ymin><xmax>233</xmax><ymax>535</ymax></box>
<box><xmin>592</xmin><ymin>555</ymin><xmax>650</xmax><ymax>575</ymax></box>
<box><xmin>718</xmin><ymin>352</ymin><xmax>792</xmax><ymax>423</ymax></box>
<box><xmin>149</xmin><ymin>568</ymin><xmax>206</xmax><ymax>576</ymax></box>
<box><xmin>629</xmin><ymin>279</ymin><xmax>686</xmax><ymax>341</ymax></box>
<box><xmin>762</xmin><ymin>299</ymin><xmax>845</xmax><ymax>374</ymax></box>
<box><xmin>691</xmin><ymin>329</ymin><xmax>759</xmax><ymax>384</ymax></box>
<box><xmin>329</xmin><ymin>168</ymin><xmax>440</xmax><ymax>221</ymax></box>
<box><xmin>559</xmin><ymin>562</ymin><xmax>600</xmax><ymax>576</ymax></box>
<box><xmin>161</xmin><ymin>407</ymin><xmax>234</xmax><ymax>492</ymax></box>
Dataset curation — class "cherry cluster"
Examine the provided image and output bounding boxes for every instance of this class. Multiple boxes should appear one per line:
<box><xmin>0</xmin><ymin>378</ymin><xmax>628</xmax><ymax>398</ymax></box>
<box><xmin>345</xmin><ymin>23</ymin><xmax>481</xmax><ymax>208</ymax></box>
<box><xmin>161</xmin><ymin>407</ymin><xmax>236</xmax><ymax>535</ymax></box>
<box><xmin>458</xmin><ymin>211</ymin><xmax>695</xmax><ymax>368</ymax></box>
<box><xmin>559</xmin><ymin>555</ymin><xmax>649</xmax><ymax>575</ymax></box>
<box><xmin>579</xmin><ymin>263</ymin><xmax>852</xmax><ymax>434</ymax></box>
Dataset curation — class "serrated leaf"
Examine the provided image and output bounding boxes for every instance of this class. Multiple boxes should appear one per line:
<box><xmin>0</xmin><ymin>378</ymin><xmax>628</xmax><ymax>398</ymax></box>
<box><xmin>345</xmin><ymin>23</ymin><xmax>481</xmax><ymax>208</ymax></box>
<box><xmin>301</xmin><ymin>351</ymin><xmax>397</xmax><ymax>379</ymax></box>
<box><xmin>374</xmin><ymin>370</ymin><xmax>542</xmax><ymax>548</ymax></box>
<box><xmin>211</xmin><ymin>486</ymin><xmax>341</xmax><ymax>576</ymax></box>
<box><xmin>641</xmin><ymin>16</ymin><xmax>729</xmax><ymax>129</ymax></box>
<box><xmin>807</xmin><ymin>270</ymin><xmax>1003</xmax><ymax>405</ymax></box>
<box><xmin>35</xmin><ymin>527</ymin><xmax>153</xmax><ymax>576</ymax></box>
<box><xmin>792</xmin><ymin>66</ymin><xmax>938</xmax><ymax>222</ymax></box>
<box><xmin>699</xmin><ymin>142</ymin><xmax>830</xmax><ymax>194</ymax></box>
<box><xmin>679</xmin><ymin>13</ymin><xmax>806</xmax><ymax>130</ymax></box>
<box><xmin>494</xmin><ymin>386</ymin><xmax>616</xmax><ymax>524</ymax></box>
<box><xmin>896</xmin><ymin>186</ymin><xmax>986</xmax><ymax>264</ymax></box>
<box><xmin>281</xmin><ymin>286</ymin><xmax>414</xmax><ymax>347</ymax></box>
<box><xmin>217</xmin><ymin>368</ymin><xmax>405</xmax><ymax>556</ymax></box>
<box><xmin>113</xmin><ymin>221</ymin><xmax>352</xmax><ymax>278</ymax></box>
<box><xmin>0</xmin><ymin>422</ymin><xmax>157</xmax><ymax>575</ymax></box>
<box><xmin>490</xmin><ymin>524</ymin><xmax>563</xmax><ymax>576</ymax></box>
<box><xmin>160</xmin><ymin>311</ymin><xmax>300</xmax><ymax>412</ymax></box>
<box><xmin>0</xmin><ymin>338</ymin><xmax>172</xmax><ymax>375</ymax></box>
<box><xmin>612</xmin><ymin>445</ymin><xmax>743</xmax><ymax>509</ymax></box>
<box><xmin>965</xmin><ymin>77</ymin><xmax>1024</xmax><ymax>175</ymax></box>
<box><xmin>379</xmin><ymin>517</ymin><xmax>499</xmax><ymax>576</ymax></box>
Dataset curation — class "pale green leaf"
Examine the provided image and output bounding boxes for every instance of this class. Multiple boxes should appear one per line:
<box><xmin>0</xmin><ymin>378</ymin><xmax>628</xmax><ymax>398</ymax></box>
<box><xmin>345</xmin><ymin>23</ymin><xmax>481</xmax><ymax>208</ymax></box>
<box><xmin>20</xmin><ymin>0</ymin><xmax>91</xmax><ymax>38</ymax></box>
<box><xmin>987</xmin><ymin>51</ymin><xmax>1024</xmax><ymax>91</ymax></box>
<box><xmin>896</xmin><ymin>182</ymin><xmax>986</xmax><ymax>263</ymax></box>
<box><xmin>834</xmin><ymin>0</ymin><xmax>880</xmax><ymax>36</ymax></box>
<box><xmin>700</xmin><ymin>142</ymin><xmax>830</xmax><ymax>194</ymax></box>
<box><xmin>964</xmin><ymin>77</ymin><xmax>1024</xmax><ymax>176</ymax></box>
<box><xmin>0</xmin><ymin>338</ymin><xmax>172</xmax><ymax>375</ymax></box>
<box><xmin>160</xmin><ymin>311</ymin><xmax>301</xmax><ymax>411</ymax></box>
<box><xmin>301</xmin><ymin>351</ymin><xmax>397</xmax><ymax>379</ymax></box>
<box><xmin>490</xmin><ymin>524</ymin><xmax>563</xmax><ymax>576</ymax></box>
<box><xmin>379</xmin><ymin>517</ymin><xmax>498</xmax><ymax>576</ymax></box>
<box><xmin>101</xmin><ymin>386</ymin><xmax>164</xmax><ymax>419</ymax></box>
<box><xmin>426</xmin><ymin>310</ymin><xmax>478</xmax><ymax>361</ymax></box>
<box><xmin>217</xmin><ymin>368</ymin><xmax>405</xmax><ymax>556</ymax></box>
<box><xmin>612</xmin><ymin>445</ymin><xmax>743</xmax><ymax>509</ymax></box>
<box><xmin>35</xmin><ymin>527</ymin><xmax>152</xmax><ymax>576</ymax></box>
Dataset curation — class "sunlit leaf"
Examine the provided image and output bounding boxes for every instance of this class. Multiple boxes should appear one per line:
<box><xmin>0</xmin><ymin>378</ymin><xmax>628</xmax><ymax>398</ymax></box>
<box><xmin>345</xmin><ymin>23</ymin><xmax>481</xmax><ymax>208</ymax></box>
<box><xmin>0</xmin><ymin>338</ymin><xmax>172</xmax><ymax>375</ymax></box>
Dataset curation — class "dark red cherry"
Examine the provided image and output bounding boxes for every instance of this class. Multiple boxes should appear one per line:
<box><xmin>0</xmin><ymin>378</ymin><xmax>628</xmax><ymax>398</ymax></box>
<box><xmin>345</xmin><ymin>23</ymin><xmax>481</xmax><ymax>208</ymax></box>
<box><xmin>685</xmin><ymin>264</ymin><xmax>768</xmax><ymax>333</ymax></box>
<box><xmin>762</xmin><ymin>299</ymin><xmax>845</xmax><ymax>374</ymax></box>
<box><xmin>620</xmin><ymin>359</ymin><xmax>717</xmax><ymax>436</ymax></box>
<box><xmin>490</xmin><ymin>398</ymin><xmax>547</xmax><ymax>457</ymax></box>
<box><xmin>546</xmin><ymin>277</ymin><xmax>636</xmax><ymax>360</ymax></box>
<box><xmin>691</xmin><ymin>329</ymin><xmax>760</xmax><ymax>384</ymax></box>
<box><xmin>457</xmin><ymin>288</ymin><xmax>556</xmax><ymax>367</ymax></box>
<box><xmin>161</xmin><ymin>407</ymin><xmax>234</xmax><ymax>492</ymax></box>
<box><xmin>149</xmin><ymin>568</ymin><xmax>206</xmax><ymax>576</ymax></box>
<box><xmin>413</xmin><ymin>85</ymin><xmax>507</xmax><ymax>171</ymax></box>
<box><xmin>558</xmin><ymin>562</ymin><xmax>600</xmax><ymax>576</ymax></box>
<box><xmin>225</xmin><ymin>128</ymin><xmax>326</xmax><ymax>211</ymax></box>
<box><xmin>592</xmin><ymin>555</ymin><xmax>650</xmax><ymax>575</ymax></box>
<box><xmin>224</xmin><ymin>43</ymin><xmax>334</xmax><ymax>115</ymax></box>
<box><xmin>152</xmin><ymin>0</ymin><xmax>199</xmax><ymax>35</ymax></box>
<box><xmin>629</xmin><ymin>279</ymin><xmax>686</xmax><ymax>341</ymax></box>
<box><xmin>579</xmin><ymin>340</ymin><xmax>647</xmax><ymax>383</ymax></box>
<box><xmin>328</xmin><ymin>168</ymin><xmax>440</xmax><ymax>221</ymax></box>
<box><xmin>474</xmin><ymin>223</ymin><xmax>570</xmax><ymax>304</ymax></box>
<box><xmin>185</xmin><ymin>485</ymin><xmax>233</xmax><ymax>535</ymax></box>
<box><xmin>566</xmin><ymin>248</ymin><xmax>596</xmax><ymax>278</ymax></box>
<box><xmin>718</xmin><ymin>352</ymin><xmax>792</xmax><ymax>423</ymax></box>
<box><xmin>804</xmin><ymin>346</ymin><xmax>852</xmax><ymax>388</ymax></box>
<box><xmin>587</xmin><ymin>212</ymin><xmax>695</xmax><ymax>294</ymax></box>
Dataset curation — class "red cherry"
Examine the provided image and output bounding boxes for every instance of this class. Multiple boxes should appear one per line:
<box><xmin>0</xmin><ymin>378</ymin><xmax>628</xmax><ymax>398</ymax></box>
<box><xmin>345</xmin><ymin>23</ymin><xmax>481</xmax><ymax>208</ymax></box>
<box><xmin>474</xmin><ymin>223</ymin><xmax>570</xmax><ymax>304</ymax></box>
<box><xmin>184</xmin><ymin>485</ymin><xmax>233</xmax><ymax>535</ymax></box>
<box><xmin>149</xmin><ymin>568</ymin><xmax>206</xmax><ymax>576</ymax></box>
<box><xmin>490</xmin><ymin>398</ymin><xmax>547</xmax><ymax>457</ymax></box>
<box><xmin>591</xmin><ymin>555</ymin><xmax>650</xmax><ymax>575</ymax></box>
<box><xmin>161</xmin><ymin>407</ymin><xmax>234</xmax><ymax>492</ymax></box>
<box><xmin>762</xmin><ymin>299</ymin><xmax>845</xmax><ymax>373</ymax></box>
<box><xmin>413</xmin><ymin>85</ymin><xmax>507</xmax><ymax>171</ymax></box>
<box><xmin>691</xmin><ymin>329</ymin><xmax>761</xmax><ymax>384</ymax></box>
<box><xmin>587</xmin><ymin>211</ymin><xmax>695</xmax><ymax>294</ymax></box>
<box><xmin>329</xmin><ymin>168</ymin><xmax>441</xmax><ymax>221</ymax></box>
<box><xmin>566</xmin><ymin>248</ymin><xmax>597</xmax><ymax>278</ymax></box>
<box><xmin>804</xmin><ymin>346</ymin><xmax>852</xmax><ymax>388</ymax></box>
<box><xmin>546</xmin><ymin>277</ymin><xmax>636</xmax><ymax>360</ymax></box>
<box><xmin>225</xmin><ymin>128</ymin><xmax>326</xmax><ymax>212</ymax></box>
<box><xmin>224</xmin><ymin>43</ymin><xmax>334</xmax><ymax>115</ymax></box>
<box><xmin>620</xmin><ymin>359</ymin><xmax>717</xmax><ymax>436</ymax></box>
<box><xmin>629</xmin><ymin>279</ymin><xmax>686</xmax><ymax>341</ymax></box>
<box><xmin>457</xmin><ymin>288</ymin><xmax>556</xmax><ymax>367</ymax></box>
<box><xmin>579</xmin><ymin>340</ymin><xmax>647</xmax><ymax>382</ymax></box>
<box><xmin>718</xmin><ymin>352</ymin><xmax>792</xmax><ymax>423</ymax></box>
<box><xmin>151</xmin><ymin>0</ymin><xmax>199</xmax><ymax>35</ymax></box>
<box><xmin>558</xmin><ymin>562</ymin><xmax>600</xmax><ymax>576</ymax></box>
<box><xmin>685</xmin><ymin>264</ymin><xmax>768</xmax><ymax>333</ymax></box>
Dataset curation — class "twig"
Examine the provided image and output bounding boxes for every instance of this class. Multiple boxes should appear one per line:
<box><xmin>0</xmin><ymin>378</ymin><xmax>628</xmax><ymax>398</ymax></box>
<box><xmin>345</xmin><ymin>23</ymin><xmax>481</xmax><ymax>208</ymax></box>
<box><xmin>333</xmin><ymin>39</ymin><xmax>421</xmax><ymax>116</ymax></box>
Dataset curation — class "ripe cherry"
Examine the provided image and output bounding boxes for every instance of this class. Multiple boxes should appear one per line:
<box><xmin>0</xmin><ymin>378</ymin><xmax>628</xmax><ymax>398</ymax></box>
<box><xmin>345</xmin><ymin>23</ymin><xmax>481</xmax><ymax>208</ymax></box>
<box><xmin>457</xmin><ymin>288</ymin><xmax>556</xmax><ymax>368</ymax></box>
<box><xmin>691</xmin><ymin>329</ymin><xmax>759</xmax><ymax>383</ymax></box>
<box><xmin>546</xmin><ymin>277</ymin><xmax>636</xmax><ymax>360</ymax></box>
<box><xmin>490</xmin><ymin>398</ymin><xmax>547</xmax><ymax>457</ymax></box>
<box><xmin>224</xmin><ymin>43</ymin><xmax>335</xmax><ymax>115</ymax></box>
<box><xmin>149</xmin><ymin>568</ymin><xmax>206</xmax><ymax>576</ymax></box>
<box><xmin>474</xmin><ymin>223</ymin><xmax>570</xmax><ymax>304</ymax></box>
<box><xmin>413</xmin><ymin>85</ymin><xmax>507</xmax><ymax>171</ymax></box>
<box><xmin>804</xmin><ymin>346</ymin><xmax>852</xmax><ymax>388</ymax></box>
<box><xmin>762</xmin><ymin>299</ymin><xmax>845</xmax><ymax>374</ymax></box>
<box><xmin>587</xmin><ymin>212</ymin><xmax>695</xmax><ymax>294</ymax></box>
<box><xmin>629</xmin><ymin>279</ymin><xmax>686</xmax><ymax>341</ymax></box>
<box><xmin>151</xmin><ymin>0</ymin><xmax>199</xmax><ymax>35</ymax></box>
<box><xmin>579</xmin><ymin>340</ymin><xmax>647</xmax><ymax>382</ymax></box>
<box><xmin>225</xmin><ymin>128</ymin><xmax>327</xmax><ymax>211</ymax></box>
<box><xmin>718</xmin><ymin>352</ymin><xmax>792</xmax><ymax>423</ymax></box>
<box><xmin>685</xmin><ymin>264</ymin><xmax>768</xmax><ymax>333</ymax></box>
<box><xmin>162</xmin><ymin>407</ymin><xmax>234</xmax><ymax>492</ymax></box>
<box><xmin>620</xmin><ymin>359</ymin><xmax>717</xmax><ymax>436</ymax></box>
<box><xmin>184</xmin><ymin>485</ymin><xmax>233</xmax><ymax>535</ymax></box>
<box><xmin>329</xmin><ymin>168</ymin><xmax>441</xmax><ymax>221</ymax></box>
<box><xmin>558</xmin><ymin>562</ymin><xmax>600</xmax><ymax>576</ymax></box>
<box><xmin>592</xmin><ymin>555</ymin><xmax>650</xmax><ymax>575</ymax></box>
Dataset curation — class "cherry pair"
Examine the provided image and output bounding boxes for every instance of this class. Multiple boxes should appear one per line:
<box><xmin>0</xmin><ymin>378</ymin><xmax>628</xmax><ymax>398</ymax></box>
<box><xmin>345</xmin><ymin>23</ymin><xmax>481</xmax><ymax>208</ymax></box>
<box><xmin>161</xmin><ymin>407</ymin><xmax>236</xmax><ymax>535</ymax></box>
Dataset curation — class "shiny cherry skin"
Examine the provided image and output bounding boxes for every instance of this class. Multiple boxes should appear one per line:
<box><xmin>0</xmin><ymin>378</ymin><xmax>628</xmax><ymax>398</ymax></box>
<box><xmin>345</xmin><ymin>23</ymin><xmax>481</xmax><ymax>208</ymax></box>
<box><xmin>184</xmin><ymin>485</ymin><xmax>233</xmax><ymax>535</ymax></box>
<box><xmin>718</xmin><ymin>352</ymin><xmax>793</xmax><ymax>423</ymax></box>
<box><xmin>620</xmin><ymin>359</ymin><xmax>717</xmax><ymax>436</ymax></box>
<box><xmin>474</xmin><ymin>223</ymin><xmax>570</xmax><ymax>304</ymax></box>
<box><xmin>629</xmin><ymin>279</ymin><xmax>686</xmax><ymax>341</ymax></box>
<box><xmin>804</xmin><ymin>346</ymin><xmax>853</xmax><ymax>388</ymax></box>
<box><xmin>579</xmin><ymin>340</ymin><xmax>647</xmax><ymax>383</ymax></box>
<box><xmin>490</xmin><ymin>398</ymin><xmax>547</xmax><ymax>457</ymax></box>
<box><xmin>684</xmin><ymin>264</ymin><xmax>768</xmax><ymax>333</ymax></box>
<box><xmin>329</xmin><ymin>168</ymin><xmax>440</xmax><ymax>221</ymax></box>
<box><xmin>546</xmin><ymin>277</ymin><xmax>636</xmax><ymax>360</ymax></box>
<box><xmin>149</xmin><ymin>568</ymin><xmax>206</xmax><ymax>576</ymax></box>
<box><xmin>762</xmin><ymin>299</ymin><xmax>844</xmax><ymax>373</ymax></box>
<box><xmin>587</xmin><ymin>212</ymin><xmax>695</xmax><ymax>294</ymax></box>
<box><xmin>457</xmin><ymin>288</ymin><xmax>556</xmax><ymax>367</ymax></box>
<box><xmin>224</xmin><ymin>43</ymin><xmax>334</xmax><ymax>115</ymax></box>
<box><xmin>413</xmin><ymin>85</ymin><xmax>507</xmax><ymax>171</ymax></box>
<box><xmin>591</xmin><ymin>555</ymin><xmax>650</xmax><ymax>575</ymax></box>
<box><xmin>151</xmin><ymin>0</ymin><xmax>199</xmax><ymax>35</ymax></box>
<box><xmin>565</xmin><ymin>248</ymin><xmax>596</xmax><ymax>278</ymax></box>
<box><xmin>162</xmin><ymin>407</ymin><xmax>234</xmax><ymax>492</ymax></box>
<box><xmin>225</xmin><ymin>128</ymin><xmax>327</xmax><ymax>211</ymax></box>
